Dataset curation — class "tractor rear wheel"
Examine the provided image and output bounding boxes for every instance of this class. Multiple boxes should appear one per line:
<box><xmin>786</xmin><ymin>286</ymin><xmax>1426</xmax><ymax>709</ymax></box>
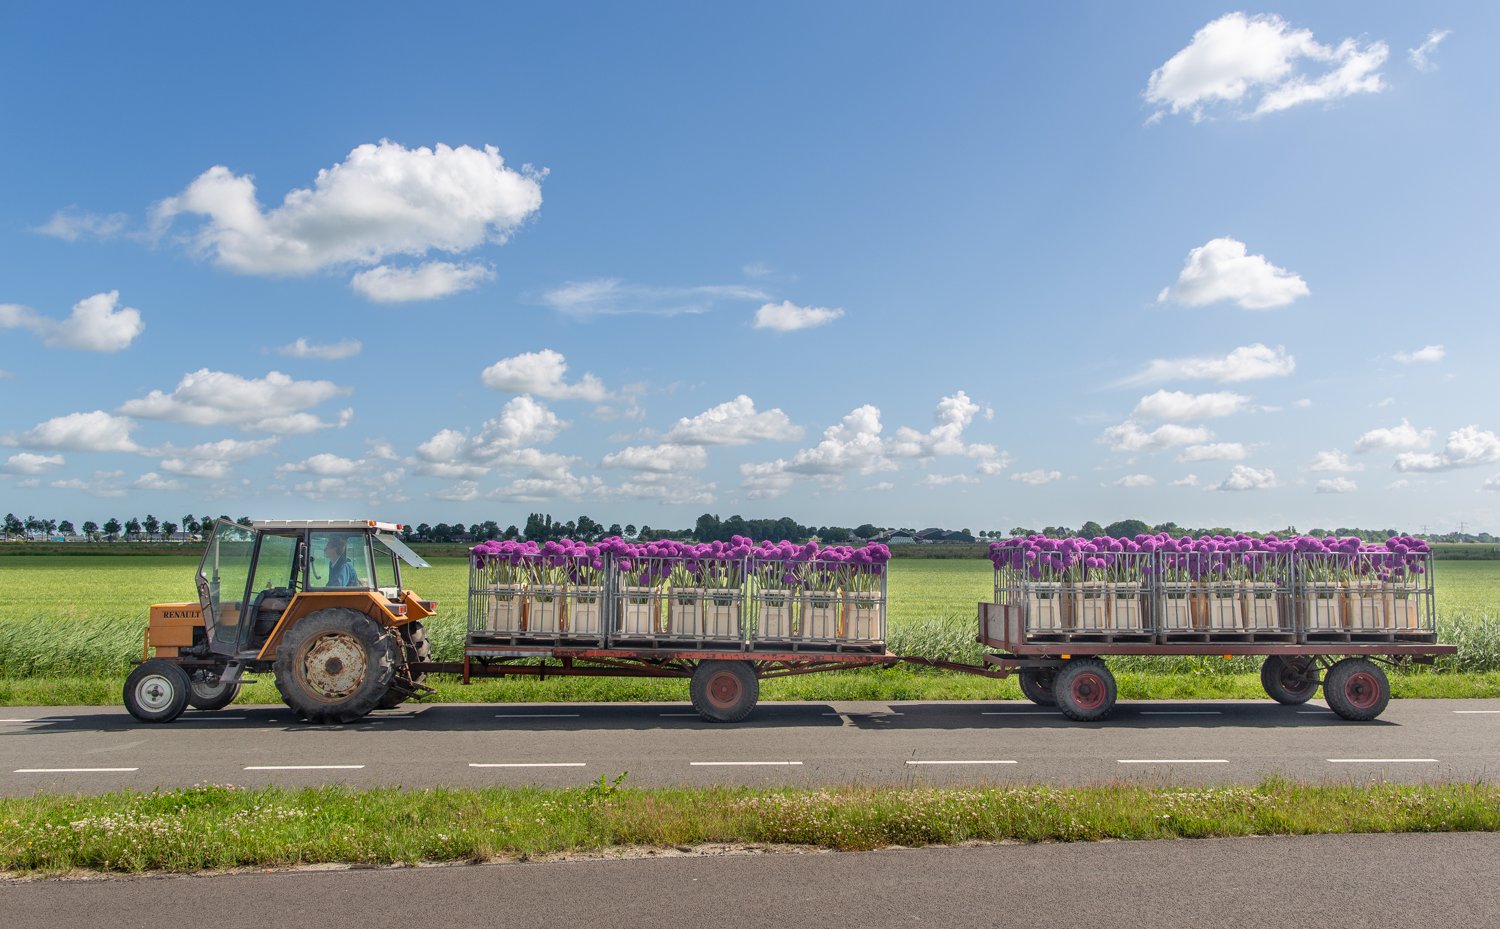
<box><xmin>124</xmin><ymin>659</ymin><xmax>191</xmax><ymax>723</ymax></box>
<box><xmin>188</xmin><ymin>671</ymin><xmax>241</xmax><ymax>711</ymax></box>
<box><xmin>378</xmin><ymin>622</ymin><xmax>431</xmax><ymax>709</ymax></box>
<box><xmin>274</xmin><ymin>609</ymin><xmax>398</xmax><ymax>724</ymax></box>
<box><xmin>690</xmin><ymin>660</ymin><xmax>759</xmax><ymax>723</ymax></box>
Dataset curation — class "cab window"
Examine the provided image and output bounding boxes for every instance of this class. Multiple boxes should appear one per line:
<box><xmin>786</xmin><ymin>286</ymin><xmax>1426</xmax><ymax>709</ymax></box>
<box><xmin>310</xmin><ymin>531</ymin><xmax>371</xmax><ymax>589</ymax></box>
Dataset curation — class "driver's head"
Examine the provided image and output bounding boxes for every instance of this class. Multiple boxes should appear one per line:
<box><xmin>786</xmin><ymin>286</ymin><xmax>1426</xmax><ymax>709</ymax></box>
<box><xmin>324</xmin><ymin>536</ymin><xmax>346</xmax><ymax>560</ymax></box>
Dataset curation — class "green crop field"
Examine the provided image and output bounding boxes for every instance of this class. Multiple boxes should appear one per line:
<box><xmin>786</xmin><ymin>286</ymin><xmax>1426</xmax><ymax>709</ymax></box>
<box><xmin>0</xmin><ymin>556</ymin><xmax>1497</xmax><ymax>704</ymax></box>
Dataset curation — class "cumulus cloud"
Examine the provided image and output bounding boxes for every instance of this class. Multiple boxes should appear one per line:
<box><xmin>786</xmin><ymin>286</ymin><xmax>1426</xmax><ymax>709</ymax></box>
<box><xmin>1178</xmin><ymin>443</ymin><xmax>1248</xmax><ymax>462</ymax></box>
<box><xmin>889</xmin><ymin>391</ymin><xmax>1007</xmax><ymax>474</ymax></box>
<box><xmin>7</xmin><ymin>411</ymin><xmax>140</xmax><ymax>452</ymax></box>
<box><xmin>1011</xmin><ymin>469</ymin><xmax>1062</xmax><ymax>486</ymax></box>
<box><xmin>0</xmin><ymin>291</ymin><xmax>144</xmax><ymax>352</ymax></box>
<box><xmin>132</xmin><ymin>472</ymin><xmax>182</xmax><ymax>491</ymax></box>
<box><xmin>1409</xmin><ymin>29</ymin><xmax>1451</xmax><ymax>72</ymax></box>
<box><xmin>1309</xmin><ymin>450</ymin><xmax>1363</xmax><ymax>473</ymax></box>
<box><xmin>1119</xmin><ymin>343</ymin><xmax>1295</xmax><ymax>387</ymax></box>
<box><xmin>481</xmin><ymin>349</ymin><xmax>608</xmax><ymax>402</ymax></box>
<box><xmin>1354</xmin><ymin>419</ymin><xmax>1434</xmax><ymax>452</ymax></box>
<box><xmin>664</xmin><ymin>395</ymin><xmax>802</xmax><ymax>446</ymax></box>
<box><xmin>3</xmin><ymin>453</ymin><xmax>65</xmax><ymax>475</ymax></box>
<box><xmin>1108</xmin><ymin>474</ymin><xmax>1156</xmax><ymax>488</ymax></box>
<box><xmin>736</xmin><ymin>405</ymin><xmax>892</xmax><ymax>498</ymax></box>
<box><xmin>1146</xmin><ymin>12</ymin><xmax>1388</xmax><ymax>121</ymax></box>
<box><xmin>278</xmin><ymin>337</ymin><xmax>362</xmax><ymax>360</ymax></box>
<box><xmin>541</xmin><ymin>279</ymin><xmax>768</xmax><ymax>318</ymax></box>
<box><xmin>349</xmin><ymin>261</ymin><xmax>493</xmax><ymax>302</ymax></box>
<box><xmin>1316</xmin><ymin>477</ymin><xmax>1358</xmax><ymax>494</ymax></box>
<box><xmin>600</xmin><ymin>443</ymin><xmax>707</xmax><ymax>473</ymax></box>
<box><xmin>1208</xmin><ymin>465</ymin><xmax>1277</xmax><ymax>492</ymax></box>
<box><xmin>1100</xmin><ymin>421</ymin><xmax>1212</xmax><ymax>453</ymax></box>
<box><xmin>276</xmin><ymin>453</ymin><xmax>364</xmax><ymax>477</ymax></box>
<box><xmin>120</xmin><ymin>369</ymin><xmax>352</xmax><ymax>434</ymax></box>
<box><xmin>1133</xmin><ymin>389</ymin><xmax>1249</xmax><ymax>421</ymax></box>
<box><xmin>920</xmin><ymin>473</ymin><xmax>979</xmax><ymax>487</ymax></box>
<box><xmin>1173</xmin><ymin>474</ymin><xmax>1202</xmax><ymax>487</ymax></box>
<box><xmin>414</xmin><ymin>396</ymin><xmax>567</xmax><ymax>477</ymax></box>
<box><xmin>496</xmin><ymin>470</ymin><xmax>605</xmax><ymax>503</ymax></box>
<box><xmin>1393</xmin><ymin>344</ymin><xmax>1445</xmax><ymax>364</ymax></box>
<box><xmin>753</xmin><ymin>301</ymin><xmax>845</xmax><ymax>332</ymax></box>
<box><xmin>1394</xmin><ymin>426</ymin><xmax>1500</xmax><ymax>472</ymax></box>
<box><xmin>35</xmin><ymin>208</ymin><xmax>127</xmax><ymax>241</ymax></box>
<box><xmin>1158</xmin><ymin>238</ymin><xmax>1308</xmax><ymax>310</ymax></box>
<box><xmin>158</xmin><ymin>437</ymin><xmax>279</xmax><ymax>479</ymax></box>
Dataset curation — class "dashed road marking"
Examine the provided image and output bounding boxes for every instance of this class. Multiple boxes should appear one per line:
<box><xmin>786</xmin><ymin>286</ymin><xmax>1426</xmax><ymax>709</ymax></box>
<box><xmin>1118</xmin><ymin>759</ymin><xmax>1228</xmax><ymax>764</ymax></box>
<box><xmin>15</xmin><ymin>767</ymin><xmax>138</xmax><ymax>773</ymax></box>
<box><xmin>1141</xmin><ymin>711</ymin><xmax>1222</xmax><ymax>716</ymax></box>
<box><xmin>906</xmin><ymin>760</ymin><xmax>1017</xmax><ymax>766</ymax></box>
<box><xmin>1327</xmin><ymin>758</ymin><xmax>1438</xmax><ymax>764</ymax></box>
<box><xmin>1454</xmin><ymin>710</ymin><xmax>1500</xmax><ymax>714</ymax></box>
<box><xmin>980</xmin><ymin>711</ymin><xmax>1058</xmax><ymax>716</ymax></box>
<box><xmin>494</xmin><ymin>714</ymin><xmax>581</xmax><ymax>718</ymax></box>
<box><xmin>469</xmin><ymin>762</ymin><xmax>587</xmax><ymax>768</ymax></box>
<box><xmin>244</xmin><ymin>765</ymin><xmax>366</xmax><ymax>771</ymax></box>
<box><xmin>690</xmin><ymin>761</ymin><xmax>803</xmax><ymax>766</ymax></box>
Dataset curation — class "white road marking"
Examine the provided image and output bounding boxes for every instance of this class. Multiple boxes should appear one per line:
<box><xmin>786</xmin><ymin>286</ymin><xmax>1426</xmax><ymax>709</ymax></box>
<box><xmin>690</xmin><ymin>761</ymin><xmax>803</xmax><ymax>766</ymax></box>
<box><xmin>1327</xmin><ymin>758</ymin><xmax>1438</xmax><ymax>764</ymax></box>
<box><xmin>906</xmin><ymin>760</ymin><xmax>1017</xmax><ymax>766</ymax></box>
<box><xmin>243</xmin><ymin>765</ymin><xmax>366</xmax><ymax>771</ymax></box>
<box><xmin>1297</xmin><ymin>709</ymin><xmax>1333</xmax><ymax>714</ymax></box>
<box><xmin>1118</xmin><ymin>759</ymin><xmax>1228</xmax><ymax>764</ymax></box>
<box><xmin>15</xmin><ymin>767</ymin><xmax>138</xmax><ymax>773</ymax></box>
<box><xmin>822</xmin><ymin>712</ymin><xmax>904</xmax><ymax>717</ymax></box>
<box><xmin>1454</xmin><ymin>710</ymin><xmax>1500</xmax><ymax>714</ymax></box>
<box><xmin>193</xmin><ymin>716</ymin><xmax>246</xmax><ymax>720</ymax></box>
<box><xmin>494</xmin><ymin>714</ymin><xmax>581</xmax><ymax>718</ymax></box>
<box><xmin>1140</xmin><ymin>711</ymin><xmax>1222</xmax><ymax>716</ymax></box>
<box><xmin>0</xmin><ymin>717</ymin><xmax>74</xmax><ymax>723</ymax></box>
<box><xmin>469</xmin><ymin>762</ymin><xmax>587</xmax><ymax>768</ymax></box>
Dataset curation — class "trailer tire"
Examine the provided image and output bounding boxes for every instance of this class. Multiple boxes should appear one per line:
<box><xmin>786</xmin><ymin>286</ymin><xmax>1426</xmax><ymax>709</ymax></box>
<box><xmin>690</xmin><ymin>660</ymin><xmax>759</xmax><ymax>723</ymax></box>
<box><xmin>274</xmin><ymin>609</ymin><xmax>398</xmax><ymax>725</ymax></box>
<box><xmin>1323</xmin><ymin>658</ymin><xmax>1389</xmax><ymax>721</ymax></box>
<box><xmin>378</xmin><ymin>621</ymin><xmax>431</xmax><ymax>710</ymax></box>
<box><xmin>188</xmin><ymin>673</ymin><xmax>241</xmax><ymax>711</ymax></box>
<box><xmin>1053</xmin><ymin>658</ymin><xmax>1116</xmax><ymax>722</ymax></box>
<box><xmin>124</xmin><ymin>659</ymin><xmax>191</xmax><ymax>723</ymax></box>
<box><xmin>1018</xmin><ymin>667</ymin><xmax>1058</xmax><ymax>706</ymax></box>
<box><xmin>1260</xmin><ymin>655</ymin><xmax>1318</xmax><ymax>705</ymax></box>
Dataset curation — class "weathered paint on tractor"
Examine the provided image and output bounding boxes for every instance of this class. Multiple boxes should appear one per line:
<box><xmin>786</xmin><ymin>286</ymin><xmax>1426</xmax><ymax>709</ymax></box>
<box><xmin>146</xmin><ymin>602</ymin><xmax>203</xmax><ymax>658</ymax></box>
<box><xmin>143</xmin><ymin>591</ymin><xmax>434</xmax><ymax>662</ymax></box>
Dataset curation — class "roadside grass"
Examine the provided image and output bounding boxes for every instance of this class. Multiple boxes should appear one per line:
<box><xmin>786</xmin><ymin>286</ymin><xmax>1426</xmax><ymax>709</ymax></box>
<box><xmin>3</xmin><ymin>779</ymin><xmax>1498</xmax><ymax>874</ymax></box>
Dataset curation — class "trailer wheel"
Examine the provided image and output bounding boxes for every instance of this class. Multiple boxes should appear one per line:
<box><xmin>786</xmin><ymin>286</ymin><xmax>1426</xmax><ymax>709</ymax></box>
<box><xmin>378</xmin><ymin>621</ymin><xmax>431</xmax><ymax>710</ymax></box>
<box><xmin>1018</xmin><ymin>667</ymin><xmax>1058</xmax><ymax>706</ymax></box>
<box><xmin>1053</xmin><ymin>658</ymin><xmax>1116</xmax><ymax>722</ymax></box>
<box><xmin>1260</xmin><ymin>655</ymin><xmax>1318</xmax><ymax>705</ymax></box>
<box><xmin>273</xmin><ymin>609</ymin><xmax>398</xmax><ymax>725</ymax></box>
<box><xmin>1323</xmin><ymin>658</ymin><xmax>1390</xmax><ymax>721</ymax></box>
<box><xmin>690</xmin><ymin>660</ymin><xmax>759</xmax><ymax>723</ymax></box>
<box><xmin>188</xmin><ymin>672</ymin><xmax>241</xmax><ymax>711</ymax></box>
<box><xmin>124</xmin><ymin>660</ymin><xmax>191</xmax><ymax>723</ymax></box>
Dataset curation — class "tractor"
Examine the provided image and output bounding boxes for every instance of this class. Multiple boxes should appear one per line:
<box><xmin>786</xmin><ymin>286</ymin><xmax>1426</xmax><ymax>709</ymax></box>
<box><xmin>124</xmin><ymin>519</ymin><xmax>436</xmax><ymax>724</ymax></box>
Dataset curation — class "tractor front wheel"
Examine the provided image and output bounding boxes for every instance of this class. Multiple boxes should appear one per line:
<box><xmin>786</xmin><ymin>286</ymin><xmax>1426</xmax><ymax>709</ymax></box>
<box><xmin>274</xmin><ymin>609</ymin><xmax>398</xmax><ymax>724</ymax></box>
<box><xmin>124</xmin><ymin>660</ymin><xmax>191</xmax><ymax>723</ymax></box>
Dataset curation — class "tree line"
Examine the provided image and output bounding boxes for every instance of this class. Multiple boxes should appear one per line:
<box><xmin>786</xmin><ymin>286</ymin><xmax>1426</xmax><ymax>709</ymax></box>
<box><xmin>2</xmin><ymin>512</ymin><xmax>250</xmax><ymax>542</ymax></box>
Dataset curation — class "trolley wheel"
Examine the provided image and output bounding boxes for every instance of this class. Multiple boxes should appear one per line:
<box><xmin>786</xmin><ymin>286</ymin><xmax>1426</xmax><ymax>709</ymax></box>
<box><xmin>377</xmin><ymin>621</ymin><xmax>431</xmax><ymax>710</ymax></box>
<box><xmin>1323</xmin><ymin>657</ymin><xmax>1390</xmax><ymax>721</ymax></box>
<box><xmin>188</xmin><ymin>672</ymin><xmax>241</xmax><ymax>711</ymax></box>
<box><xmin>124</xmin><ymin>659</ymin><xmax>192</xmax><ymax>723</ymax></box>
<box><xmin>1053</xmin><ymin>658</ymin><xmax>1117</xmax><ymax>722</ymax></box>
<box><xmin>273</xmin><ymin>608</ymin><xmax>398</xmax><ymax>725</ymax></box>
<box><xmin>1260</xmin><ymin>655</ymin><xmax>1318</xmax><ymax>705</ymax></box>
<box><xmin>690</xmin><ymin>660</ymin><xmax>759</xmax><ymax>723</ymax></box>
<box><xmin>1018</xmin><ymin>667</ymin><xmax>1058</xmax><ymax>706</ymax></box>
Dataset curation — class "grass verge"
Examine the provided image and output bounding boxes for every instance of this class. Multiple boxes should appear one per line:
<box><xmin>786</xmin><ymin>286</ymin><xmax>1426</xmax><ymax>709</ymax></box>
<box><xmin>4</xmin><ymin>779</ymin><xmax>1498</xmax><ymax>874</ymax></box>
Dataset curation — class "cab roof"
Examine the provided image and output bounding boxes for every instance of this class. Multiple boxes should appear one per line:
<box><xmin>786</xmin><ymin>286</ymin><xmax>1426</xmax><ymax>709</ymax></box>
<box><xmin>250</xmin><ymin>519</ymin><xmax>405</xmax><ymax>532</ymax></box>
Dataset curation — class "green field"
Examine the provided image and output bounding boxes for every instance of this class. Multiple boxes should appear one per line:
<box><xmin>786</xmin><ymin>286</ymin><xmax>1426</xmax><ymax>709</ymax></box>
<box><xmin>1</xmin><ymin>556</ymin><xmax>1497</xmax><ymax>705</ymax></box>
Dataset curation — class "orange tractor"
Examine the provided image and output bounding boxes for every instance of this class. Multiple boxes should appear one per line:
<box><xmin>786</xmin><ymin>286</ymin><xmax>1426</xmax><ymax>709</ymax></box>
<box><xmin>124</xmin><ymin>519</ymin><xmax>436</xmax><ymax>724</ymax></box>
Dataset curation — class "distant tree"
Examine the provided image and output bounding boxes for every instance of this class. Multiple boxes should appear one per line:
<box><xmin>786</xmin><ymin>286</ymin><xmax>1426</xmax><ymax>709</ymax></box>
<box><xmin>24</xmin><ymin>515</ymin><xmax>41</xmax><ymax>538</ymax></box>
<box><xmin>415</xmin><ymin>523</ymin><xmax>432</xmax><ymax>541</ymax></box>
<box><xmin>162</xmin><ymin>521</ymin><xmax>178</xmax><ymax>540</ymax></box>
<box><xmin>477</xmin><ymin>520</ymin><xmax>502</xmax><ymax>541</ymax></box>
<box><xmin>182</xmin><ymin>514</ymin><xmax>198</xmax><ymax>535</ymax></box>
<box><xmin>124</xmin><ymin>517</ymin><xmax>142</xmax><ymax>540</ymax></box>
<box><xmin>853</xmin><ymin>523</ymin><xmax>880</xmax><ymax>539</ymax></box>
<box><xmin>503</xmin><ymin>525</ymin><xmax>520</xmax><ymax>540</ymax></box>
<box><xmin>103</xmin><ymin>518</ymin><xmax>121</xmax><ymax>540</ymax></box>
<box><xmin>607</xmin><ymin>523</ymin><xmax>623</xmax><ymax>537</ymax></box>
<box><xmin>237</xmin><ymin>516</ymin><xmax>252</xmax><ymax>527</ymax></box>
<box><xmin>820</xmin><ymin>525</ymin><xmax>852</xmax><ymax>543</ymax></box>
<box><xmin>574</xmin><ymin>515</ymin><xmax>604</xmax><ymax>541</ymax></box>
<box><xmin>1104</xmin><ymin>519</ymin><xmax>1151</xmax><ymax>538</ymax></box>
<box><xmin>432</xmin><ymin>523</ymin><xmax>453</xmax><ymax>543</ymax></box>
<box><xmin>1152</xmin><ymin>522</ymin><xmax>1181</xmax><ymax>535</ymax></box>
<box><xmin>58</xmin><ymin>520</ymin><xmax>75</xmax><ymax>535</ymax></box>
<box><xmin>1078</xmin><ymin>521</ymin><xmax>1104</xmax><ymax>538</ymax></box>
<box><xmin>144</xmin><ymin>514</ymin><xmax>161</xmax><ymax>539</ymax></box>
<box><xmin>624</xmin><ymin>524</ymin><xmax>637</xmax><ymax>539</ymax></box>
<box><xmin>638</xmin><ymin>524</ymin><xmax>653</xmax><ymax>541</ymax></box>
<box><xmin>81</xmin><ymin>520</ymin><xmax>99</xmax><ymax>540</ymax></box>
<box><xmin>2</xmin><ymin>513</ymin><xmax>22</xmax><ymax>538</ymax></box>
<box><xmin>694</xmin><ymin>513</ymin><xmax>722</xmax><ymax>542</ymax></box>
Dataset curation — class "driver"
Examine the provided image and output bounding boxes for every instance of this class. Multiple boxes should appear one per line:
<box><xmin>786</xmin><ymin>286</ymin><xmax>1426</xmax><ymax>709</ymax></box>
<box><xmin>324</xmin><ymin>535</ymin><xmax>359</xmax><ymax>588</ymax></box>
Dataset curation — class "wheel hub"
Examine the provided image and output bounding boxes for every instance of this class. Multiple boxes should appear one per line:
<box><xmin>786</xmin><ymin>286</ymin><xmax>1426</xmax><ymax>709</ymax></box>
<box><xmin>136</xmin><ymin>674</ymin><xmax>175</xmax><ymax>712</ymax></box>
<box><xmin>707</xmin><ymin>672</ymin><xmax>741</xmax><ymax>709</ymax></box>
<box><xmin>1072</xmin><ymin>673</ymin><xmax>1106</xmax><ymax>710</ymax></box>
<box><xmin>1346</xmin><ymin>671</ymin><xmax>1380</xmax><ymax>709</ymax></box>
<box><xmin>301</xmin><ymin>632</ymin><xmax>368</xmax><ymax>700</ymax></box>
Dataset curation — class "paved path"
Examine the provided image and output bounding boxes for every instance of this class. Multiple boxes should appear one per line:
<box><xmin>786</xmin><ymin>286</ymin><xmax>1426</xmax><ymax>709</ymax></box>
<box><xmin>6</xmin><ymin>833</ymin><xmax>1499</xmax><ymax>929</ymax></box>
<box><xmin>2</xmin><ymin>699</ymin><xmax>1497</xmax><ymax>793</ymax></box>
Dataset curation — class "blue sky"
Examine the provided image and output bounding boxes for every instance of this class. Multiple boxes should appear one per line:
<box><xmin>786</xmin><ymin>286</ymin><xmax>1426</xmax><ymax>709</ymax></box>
<box><xmin>1</xmin><ymin>3</ymin><xmax>1495</xmax><ymax>532</ymax></box>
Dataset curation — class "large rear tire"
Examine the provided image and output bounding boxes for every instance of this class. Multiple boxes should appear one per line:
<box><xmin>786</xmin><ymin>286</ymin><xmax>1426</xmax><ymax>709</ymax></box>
<box><xmin>1053</xmin><ymin>658</ymin><xmax>1117</xmax><ymax>722</ymax></box>
<box><xmin>1018</xmin><ymin>667</ymin><xmax>1058</xmax><ymax>706</ymax></box>
<box><xmin>124</xmin><ymin>660</ymin><xmax>191</xmax><ymax>723</ymax></box>
<box><xmin>1260</xmin><ymin>655</ymin><xmax>1318</xmax><ymax>705</ymax></box>
<box><xmin>690</xmin><ymin>660</ymin><xmax>759</xmax><ymax>723</ymax></box>
<box><xmin>1323</xmin><ymin>657</ymin><xmax>1390</xmax><ymax>721</ymax></box>
<box><xmin>273</xmin><ymin>609</ymin><xmax>398</xmax><ymax>724</ymax></box>
<box><xmin>188</xmin><ymin>672</ymin><xmax>241</xmax><ymax>711</ymax></box>
<box><xmin>377</xmin><ymin>621</ymin><xmax>431</xmax><ymax>710</ymax></box>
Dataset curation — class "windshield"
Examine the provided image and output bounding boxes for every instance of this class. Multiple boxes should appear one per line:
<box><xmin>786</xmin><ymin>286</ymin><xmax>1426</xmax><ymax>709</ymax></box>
<box><xmin>196</xmin><ymin>520</ymin><xmax>255</xmax><ymax>654</ymax></box>
<box><xmin>309</xmin><ymin>530</ymin><xmax>372</xmax><ymax>590</ymax></box>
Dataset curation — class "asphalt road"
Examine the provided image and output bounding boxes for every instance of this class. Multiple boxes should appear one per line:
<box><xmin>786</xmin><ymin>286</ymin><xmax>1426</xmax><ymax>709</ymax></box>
<box><xmin>3</xmin><ymin>698</ymin><xmax>1497</xmax><ymax>793</ymax></box>
<box><xmin>7</xmin><ymin>832</ymin><xmax>1500</xmax><ymax>929</ymax></box>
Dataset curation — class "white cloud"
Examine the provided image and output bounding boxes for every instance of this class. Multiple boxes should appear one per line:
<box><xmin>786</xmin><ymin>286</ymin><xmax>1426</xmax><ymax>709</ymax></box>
<box><xmin>415</xmin><ymin>397</ymin><xmax>567</xmax><ymax>476</ymax></box>
<box><xmin>664</xmin><ymin>395</ymin><xmax>802</xmax><ymax>446</ymax></box>
<box><xmin>1100</xmin><ymin>421</ymin><xmax>1212</xmax><ymax>453</ymax></box>
<box><xmin>1011</xmin><ymin>469</ymin><xmax>1061</xmax><ymax>486</ymax></box>
<box><xmin>541</xmin><ymin>279</ymin><xmax>768</xmax><ymax>318</ymax></box>
<box><xmin>1158</xmin><ymin>238</ymin><xmax>1308</xmax><ymax>310</ymax></box>
<box><xmin>35</xmin><ymin>208</ymin><xmax>128</xmax><ymax>241</ymax></box>
<box><xmin>600</xmin><ymin>443</ymin><xmax>707</xmax><ymax>473</ymax></box>
<box><xmin>1355</xmin><ymin>419</ymin><xmax>1434</xmax><ymax>452</ymax></box>
<box><xmin>1173</xmin><ymin>474</ymin><xmax>1201</xmax><ymax>487</ymax></box>
<box><xmin>889</xmin><ymin>391</ymin><xmax>1007</xmax><ymax>474</ymax></box>
<box><xmin>1483</xmin><ymin>476</ymin><xmax>1500</xmax><ymax>493</ymax></box>
<box><xmin>1294</xmin><ymin>398</ymin><xmax>1313</xmax><ymax>408</ymax></box>
<box><xmin>1408</xmin><ymin>29</ymin><xmax>1451</xmax><ymax>72</ymax></box>
<box><xmin>0</xmin><ymin>291</ymin><xmax>144</xmax><ymax>352</ymax></box>
<box><xmin>277</xmin><ymin>453</ymin><xmax>363</xmax><ymax>477</ymax></box>
<box><xmin>1316</xmin><ymin>477</ymin><xmax>1358</xmax><ymax>494</ymax></box>
<box><xmin>349</xmin><ymin>261</ymin><xmax>493</xmax><ymax>303</ymax></box>
<box><xmin>278</xmin><ymin>337</ymin><xmax>362</xmax><ymax>360</ymax></box>
<box><xmin>432</xmin><ymin>481</ymin><xmax>482</xmax><ymax>502</ymax></box>
<box><xmin>3</xmin><ymin>453</ymin><xmax>65</xmax><ymax>475</ymax></box>
<box><xmin>151</xmin><ymin>141</ymin><xmax>542</xmax><ymax>290</ymax></box>
<box><xmin>1393</xmin><ymin>344</ymin><xmax>1445</xmax><ymax>364</ymax></box>
<box><xmin>783</xmin><ymin>405</ymin><xmax>891</xmax><ymax>476</ymax></box>
<box><xmin>1108</xmin><ymin>474</ymin><xmax>1156</xmax><ymax>488</ymax></box>
<box><xmin>1308</xmin><ymin>450</ymin><xmax>1363</xmax><ymax>473</ymax></box>
<box><xmin>1120</xmin><ymin>343</ymin><xmax>1295</xmax><ymax>386</ymax></box>
<box><xmin>739</xmin><ymin>460</ymin><xmax>797</xmax><ymax>500</ymax></box>
<box><xmin>614</xmin><ymin>472</ymin><xmax>717</xmax><ymax>506</ymax></box>
<box><xmin>1178</xmin><ymin>443</ymin><xmax>1248</xmax><ymax>462</ymax></box>
<box><xmin>119</xmin><ymin>369</ymin><xmax>352</xmax><ymax>434</ymax></box>
<box><xmin>497</xmin><ymin>471</ymin><xmax>604</xmax><ymax>503</ymax></box>
<box><xmin>1208</xmin><ymin>465</ymin><xmax>1277</xmax><ymax>492</ymax></box>
<box><xmin>132</xmin><ymin>472</ymin><xmax>183</xmax><ymax>491</ymax></box>
<box><xmin>1133</xmin><ymin>389</ymin><xmax>1249</xmax><ymax>421</ymax></box>
<box><xmin>1395</xmin><ymin>426</ymin><xmax>1500</xmax><ymax>472</ymax></box>
<box><xmin>158</xmin><ymin>437</ymin><xmax>280</xmax><ymax>479</ymax></box>
<box><xmin>753</xmin><ymin>301</ymin><xmax>845</xmax><ymax>332</ymax></box>
<box><xmin>8</xmin><ymin>411</ymin><xmax>139</xmax><ymax>452</ymax></box>
<box><xmin>481</xmin><ymin>349</ymin><xmax>608</xmax><ymax>402</ymax></box>
<box><xmin>1146</xmin><ymin>12</ymin><xmax>1388</xmax><ymax>121</ymax></box>
<box><xmin>920</xmin><ymin>473</ymin><xmax>979</xmax><ymax>487</ymax></box>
